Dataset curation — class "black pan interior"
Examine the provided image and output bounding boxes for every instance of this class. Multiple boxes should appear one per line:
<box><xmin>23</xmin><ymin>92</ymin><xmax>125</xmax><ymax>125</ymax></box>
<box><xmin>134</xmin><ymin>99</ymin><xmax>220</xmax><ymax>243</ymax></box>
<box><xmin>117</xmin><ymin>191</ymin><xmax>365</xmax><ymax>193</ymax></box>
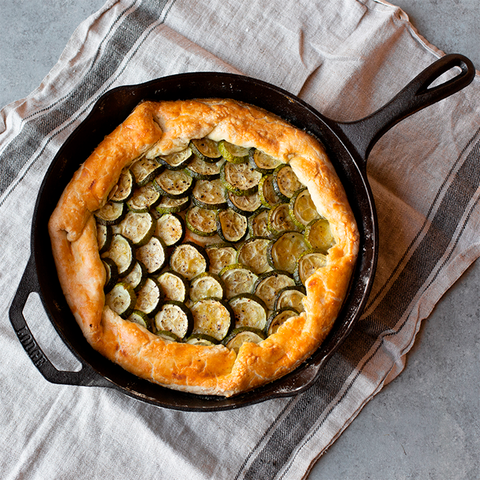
<box><xmin>32</xmin><ymin>73</ymin><xmax>377</xmax><ymax>410</ymax></box>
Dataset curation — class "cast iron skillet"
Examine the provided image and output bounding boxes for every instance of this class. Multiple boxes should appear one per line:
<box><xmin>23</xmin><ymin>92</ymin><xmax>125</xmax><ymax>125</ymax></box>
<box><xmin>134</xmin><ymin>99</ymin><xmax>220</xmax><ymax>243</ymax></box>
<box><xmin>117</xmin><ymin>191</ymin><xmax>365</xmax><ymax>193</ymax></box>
<box><xmin>9</xmin><ymin>54</ymin><xmax>475</xmax><ymax>411</ymax></box>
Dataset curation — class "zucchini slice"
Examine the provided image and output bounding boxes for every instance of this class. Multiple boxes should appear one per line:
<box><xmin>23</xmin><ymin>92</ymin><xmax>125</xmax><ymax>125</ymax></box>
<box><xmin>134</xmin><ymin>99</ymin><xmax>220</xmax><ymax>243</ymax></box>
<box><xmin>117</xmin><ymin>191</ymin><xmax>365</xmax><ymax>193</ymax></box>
<box><xmin>294</xmin><ymin>249</ymin><xmax>327</xmax><ymax>286</ymax></box>
<box><xmin>268</xmin><ymin>231</ymin><xmax>309</xmax><ymax>273</ymax></box>
<box><xmin>229</xmin><ymin>293</ymin><xmax>268</xmax><ymax>331</ymax></box>
<box><xmin>249</xmin><ymin>149</ymin><xmax>282</xmax><ymax>173</ymax></box>
<box><xmin>304</xmin><ymin>218</ymin><xmax>335</xmax><ymax>253</ymax></box>
<box><xmin>101</xmin><ymin>233</ymin><xmax>135</xmax><ymax>277</ymax></box>
<box><xmin>190</xmin><ymin>138</ymin><xmax>222</xmax><ymax>162</ymax></box>
<box><xmin>236</xmin><ymin>237</ymin><xmax>272</xmax><ymax>275</ymax></box>
<box><xmin>220</xmin><ymin>263</ymin><xmax>258</xmax><ymax>299</ymax></box>
<box><xmin>109</xmin><ymin>168</ymin><xmax>135</xmax><ymax>203</ymax></box>
<box><xmin>156</xmin><ymin>330</ymin><xmax>181</xmax><ymax>343</ymax></box>
<box><xmin>105</xmin><ymin>282</ymin><xmax>136</xmax><ymax>319</ymax></box>
<box><xmin>221</xmin><ymin>161</ymin><xmax>262</xmax><ymax>196</ymax></box>
<box><xmin>97</xmin><ymin>223</ymin><xmax>112</xmax><ymax>254</ymax></box>
<box><xmin>222</xmin><ymin>327</ymin><xmax>266</xmax><ymax>353</ymax></box>
<box><xmin>189</xmin><ymin>272</ymin><xmax>224</xmax><ymax>303</ymax></box>
<box><xmin>216</xmin><ymin>208</ymin><xmax>248</xmax><ymax>243</ymax></box>
<box><xmin>266</xmin><ymin>308</ymin><xmax>299</xmax><ymax>336</ymax></box>
<box><xmin>190</xmin><ymin>298</ymin><xmax>233</xmax><ymax>341</ymax></box>
<box><xmin>130</xmin><ymin>157</ymin><xmax>163</xmax><ymax>186</ymax></box>
<box><xmin>155</xmin><ymin>195</ymin><xmax>190</xmax><ymax>214</ymax></box>
<box><xmin>204</xmin><ymin>243</ymin><xmax>237</xmax><ymax>275</ymax></box>
<box><xmin>94</xmin><ymin>201</ymin><xmax>126</xmax><ymax>226</ymax></box>
<box><xmin>121</xmin><ymin>260</ymin><xmax>147</xmax><ymax>292</ymax></box>
<box><xmin>170</xmin><ymin>242</ymin><xmax>209</xmax><ymax>280</ymax></box>
<box><xmin>102</xmin><ymin>258</ymin><xmax>118</xmax><ymax>293</ymax></box>
<box><xmin>155</xmin><ymin>212</ymin><xmax>186</xmax><ymax>247</ymax></box>
<box><xmin>218</xmin><ymin>140</ymin><xmax>250</xmax><ymax>164</ymax></box>
<box><xmin>267</xmin><ymin>203</ymin><xmax>299</xmax><ymax>237</ymax></box>
<box><xmin>192</xmin><ymin>178</ymin><xmax>227</xmax><ymax>210</ymax></box>
<box><xmin>117</xmin><ymin>211</ymin><xmax>156</xmax><ymax>246</ymax></box>
<box><xmin>258</xmin><ymin>174</ymin><xmax>282</xmax><ymax>209</ymax></box>
<box><xmin>135</xmin><ymin>277</ymin><xmax>163</xmax><ymax>316</ymax></box>
<box><xmin>273</xmin><ymin>164</ymin><xmax>303</xmax><ymax>201</ymax></box>
<box><xmin>226</xmin><ymin>191</ymin><xmax>262</xmax><ymax>216</ymax></box>
<box><xmin>185</xmin><ymin>156</ymin><xmax>224</xmax><ymax>180</ymax></box>
<box><xmin>154</xmin><ymin>301</ymin><xmax>193</xmax><ymax>339</ymax></box>
<box><xmin>156</xmin><ymin>270</ymin><xmax>189</xmax><ymax>302</ymax></box>
<box><xmin>154</xmin><ymin>169</ymin><xmax>194</xmax><ymax>198</ymax></box>
<box><xmin>157</xmin><ymin>147</ymin><xmax>193</xmax><ymax>170</ymax></box>
<box><xmin>128</xmin><ymin>310</ymin><xmax>152</xmax><ymax>330</ymax></box>
<box><xmin>185</xmin><ymin>333</ymin><xmax>219</xmax><ymax>346</ymax></box>
<box><xmin>248</xmin><ymin>208</ymin><xmax>271</xmax><ymax>238</ymax></box>
<box><xmin>274</xmin><ymin>285</ymin><xmax>306</xmax><ymax>313</ymax></box>
<box><xmin>135</xmin><ymin>236</ymin><xmax>167</xmax><ymax>275</ymax></box>
<box><xmin>289</xmin><ymin>188</ymin><xmax>320</xmax><ymax>230</ymax></box>
<box><xmin>126</xmin><ymin>182</ymin><xmax>161</xmax><ymax>213</ymax></box>
<box><xmin>254</xmin><ymin>271</ymin><xmax>296</xmax><ymax>310</ymax></box>
<box><xmin>185</xmin><ymin>206</ymin><xmax>218</xmax><ymax>237</ymax></box>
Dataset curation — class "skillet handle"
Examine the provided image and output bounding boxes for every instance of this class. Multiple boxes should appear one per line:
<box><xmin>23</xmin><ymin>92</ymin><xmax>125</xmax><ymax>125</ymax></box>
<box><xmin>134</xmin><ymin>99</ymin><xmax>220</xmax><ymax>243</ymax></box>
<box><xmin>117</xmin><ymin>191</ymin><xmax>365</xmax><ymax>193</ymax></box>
<box><xmin>9</xmin><ymin>256</ymin><xmax>112</xmax><ymax>388</ymax></box>
<box><xmin>336</xmin><ymin>53</ymin><xmax>475</xmax><ymax>165</ymax></box>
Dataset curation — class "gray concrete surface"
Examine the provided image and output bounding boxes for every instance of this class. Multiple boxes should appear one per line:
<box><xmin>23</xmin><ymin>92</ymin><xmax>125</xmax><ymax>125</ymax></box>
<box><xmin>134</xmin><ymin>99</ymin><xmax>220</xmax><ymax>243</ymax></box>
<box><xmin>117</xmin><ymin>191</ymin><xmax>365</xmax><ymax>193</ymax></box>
<box><xmin>1</xmin><ymin>1</ymin><xmax>479</xmax><ymax>479</ymax></box>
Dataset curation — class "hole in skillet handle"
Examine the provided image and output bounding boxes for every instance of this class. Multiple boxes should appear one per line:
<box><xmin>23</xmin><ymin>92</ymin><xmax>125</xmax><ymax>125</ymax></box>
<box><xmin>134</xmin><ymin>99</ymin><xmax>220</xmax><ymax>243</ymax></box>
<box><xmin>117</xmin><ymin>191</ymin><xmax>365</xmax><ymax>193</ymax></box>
<box><xmin>335</xmin><ymin>53</ymin><xmax>476</xmax><ymax>167</ymax></box>
<box><xmin>9</xmin><ymin>256</ymin><xmax>112</xmax><ymax>388</ymax></box>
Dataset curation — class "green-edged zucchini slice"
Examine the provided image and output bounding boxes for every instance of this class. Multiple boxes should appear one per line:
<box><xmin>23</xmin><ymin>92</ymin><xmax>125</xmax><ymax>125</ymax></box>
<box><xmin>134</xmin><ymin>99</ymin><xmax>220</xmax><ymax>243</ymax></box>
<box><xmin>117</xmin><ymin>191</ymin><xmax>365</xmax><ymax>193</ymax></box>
<box><xmin>94</xmin><ymin>200</ymin><xmax>126</xmax><ymax>226</ymax></box>
<box><xmin>220</xmin><ymin>263</ymin><xmax>258</xmax><ymax>299</ymax></box>
<box><xmin>135</xmin><ymin>236</ymin><xmax>167</xmax><ymax>275</ymax></box>
<box><xmin>102</xmin><ymin>258</ymin><xmax>118</xmax><ymax>293</ymax></box>
<box><xmin>289</xmin><ymin>188</ymin><xmax>320</xmax><ymax>230</ymax></box>
<box><xmin>254</xmin><ymin>271</ymin><xmax>296</xmax><ymax>310</ymax></box>
<box><xmin>121</xmin><ymin>260</ymin><xmax>148</xmax><ymax>292</ymax></box>
<box><xmin>185</xmin><ymin>206</ymin><xmax>217</xmax><ymax>237</ymax></box>
<box><xmin>185</xmin><ymin>156</ymin><xmax>224</xmax><ymax>179</ymax></box>
<box><xmin>220</xmin><ymin>161</ymin><xmax>262</xmax><ymax>196</ymax></box>
<box><xmin>117</xmin><ymin>210</ymin><xmax>156</xmax><ymax>246</ymax></box>
<box><xmin>218</xmin><ymin>140</ymin><xmax>250</xmax><ymax>164</ymax></box>
<box><xmin>249</xmin><ymin>149</ymin><xmax>282</xmax><ymax>173</ymax></box>
<box><xmin>156</xmin><ymin>270</ymin><xmax>189</xmax><ymax>302</ymax></box>
<box><xmin>204</xmin><ymin>243</ymin><xmax>237</xmax><ymax>275</ymax></box>
<box><xmin>191</xmin><ymin>178</ymin><xmax>227</xmax><ymax>210</ymax></box>
<box><xmin>105</xmin><ymin>282</ymin><xmax>136</xmax><ymax>319</ymax></box>
<box><xmin>190</xmin><ymin>138</ymin><xmax>222</xmax><ymax>162</ymax></box>
<box><xmin>153</xmin><ymin>169</ymin><xmax>194</xmax><ymax>198</ymax></box>
<box><xmin>236</xmin><ymin>237</ymin><xmax>272</xmax><ymax>275</ymax></box>
<box><xmin>190</xmin><ymin>298</ymin><xmax>233</xmax><ymax>341</ymax></box>
<box><xmin>267</xmin><ymin>203</ymin><xmax>299</xmax><ymax>236</ymax></box>
<box><xmin>216</xmin><ymin>208</ymin><xmax>248</xmax><ymax>243</ymax></box>
<box><xmin>156</xmin><ymin>330</ymin><xmax>181</xmax><ymax>343</ymax></box>
<box><xmin>154</xmin><ymin>301</ymin><xmax>193</xmax><ymax>340</ymax></box>
<box><xmin>222</xmin><ymin>326</ymin><xmax>266</xmax><ymax>353</ymax></box>
<box><xmin>228</xmin><ymin>293</ymin><xmax>268</xmax><ymax>331</ymax></box>
<box><xmin>189</xmin><ymin>272</ymin><xmax>224</xmax><ymax>303</ymax></box>
<box><xmin>294</xmin><ymin>249</ymin><xmax>327</xmax><ymax>286</ymax></box>
<box><xmin>97</xmin><ymin>223</ymin><xmax>112</xmax><ymax>254</ymax></box>
<box><xmin>185</xmin><ymin>333</ymin><xmax>219</xmax><ymax>346</ymax></box>
<box><xmin>304</xmin><ymin>218</ymin><xmax>335</xmax><ymax>253</ymax></box>
<box><xmin>170</xmin><ymin>242</ymin><xmax>209</xmax><ymax>280</ymax></box>
<box><xmin>274</xmin><ymin>285</ymin><xmax>306</xmax><ymax>313</ymax></box>
<box><xmin>248</xmin><ymin>208</ymin><xmax>271</xmax><ymax>238</ymax></box>
<box><xmin>273</xmin><ymin>164</ymin><xmax>303</xmax><ymax>201</ymax></box>
<box><xmin>226</xmin><ymin>191</ymin><xmax>262</xmax><ymax>216</ymax></box>
<box><xmin>101</xmin><ymin>233</ymin><xmax>135</xmax><ymax>277</ymax></box>
<box><xmin>268</xmin><ymin>231</ymin><xmax>309</xmax><ymax>273</ymax></box>
<box><xmin>258</xmin><ymin>174</ymin><xmax>282</xmax><ymax>209</ymax></box>
<box><xmin>155</xmin><ymin>195</ymin><xmax>190</xmax><ymax>214</ymax></box>
<box><xmin>134</xmin><ymin>277</ymin><xmax>163</xmax><ymax>316</ymax></box>
<box><xmin>109</xmin><ymin>168</ymin><xmax>135</xmax><ymax>203</ymax></box>
<box><xmin>266</xmin><ymin>308</ymin><xmax>299</xmax><ymax>336</ymax></box>
<box><xmin>155</xmin><ymin>212</ymin><xmax>186</xmax><ymax>247</ymax></box>
<box><xmin>128</xmin><ymin>310</ymin><xmax>152</xmax><ymax>330</ymax></box>
<box><xmin>126</xmin><ymin>182</ymin><xmax>161</xmax><ymax>213</ymax></box>
<box><xmin>156</xmin><ymin>147</ymin><xmax>193</xmax><ymax>170</ymax></box>
<box><xmin>130</xmin><ymin>157</ymin><xmax>163</xmax><ymax>186</ymax></box>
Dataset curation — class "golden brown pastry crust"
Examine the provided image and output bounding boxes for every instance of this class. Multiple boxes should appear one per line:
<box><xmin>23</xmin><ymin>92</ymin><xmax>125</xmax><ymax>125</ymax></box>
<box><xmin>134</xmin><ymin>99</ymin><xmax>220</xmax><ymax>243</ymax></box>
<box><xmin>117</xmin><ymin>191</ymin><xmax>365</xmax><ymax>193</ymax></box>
<box><xmin>48</xmin><ymin>98</ymin><xmax>359</xmax><ymax>397</ymax></box>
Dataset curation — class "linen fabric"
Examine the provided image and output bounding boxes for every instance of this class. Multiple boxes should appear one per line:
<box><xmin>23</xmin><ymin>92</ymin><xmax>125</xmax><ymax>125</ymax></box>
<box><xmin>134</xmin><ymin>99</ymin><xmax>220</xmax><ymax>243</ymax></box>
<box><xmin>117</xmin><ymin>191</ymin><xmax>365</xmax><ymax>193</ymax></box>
<box><xmin>1</xmin><ymin>0</ymin><xmax>479</xmax><ymax>478</ymax></box>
